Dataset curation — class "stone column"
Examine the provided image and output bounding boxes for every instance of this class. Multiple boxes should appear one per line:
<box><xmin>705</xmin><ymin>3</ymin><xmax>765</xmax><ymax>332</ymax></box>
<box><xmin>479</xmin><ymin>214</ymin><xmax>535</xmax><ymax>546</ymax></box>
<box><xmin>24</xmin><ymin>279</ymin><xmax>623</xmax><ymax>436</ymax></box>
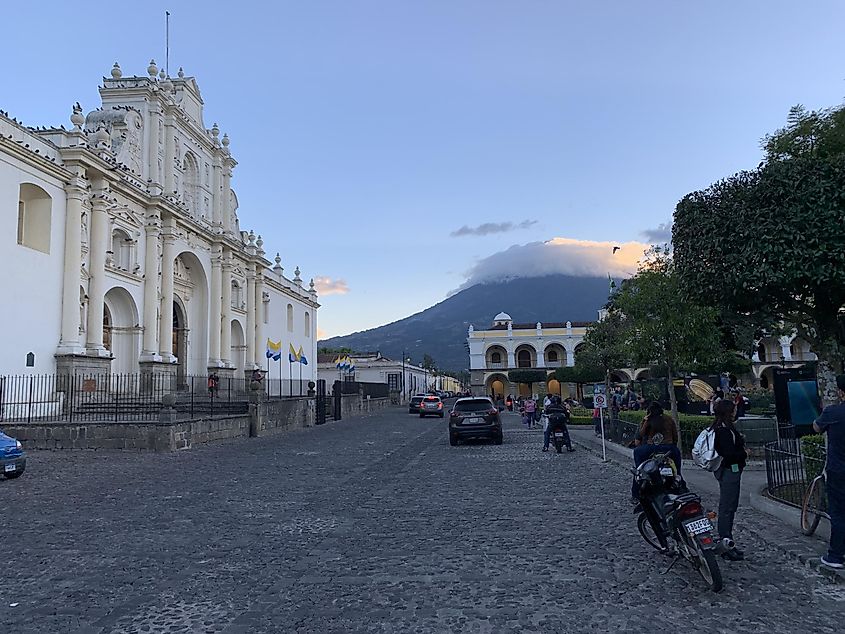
<box><xmin>507</xmin><ymin>347</ymin><xmax>516</xmax><ymax>370</ymax></box>
<box><xmin>208</xmin><ymin>246</ymin><xmax>223</xmax><ymax>367</ymax></box>
<box><xmin>212</xmin><ymin>154</ymin><xmax>223</xmax><ymax>229</ymax></box>
<box><xmin>245</xmin><ymin>263</ymin><xmax>256</xmax><ymax>371</ymax></box>
<box><xmin>158</xmin><ymin>224</ymin><xmax>176</xmax><ymax>361</ymax></box>
<box><xmin>163</xmin><ymin>115</ymin><xmax>175</xmax><ymax>196</ymax></box>
<box><xmin>779</xmin><ymin>336</ymin><xmax>793</xmax><ymax>362</ymax></box>
<box><xmin>56</xmin><ymin>174</ymin><xmax>86</xmax><ymax>354</ymax></box>
<box><xmin>221</xmin><ymin>162</ymin><xmax>232</xmax><ymax>233</ymax></box>
<box><xmin>85</xmin><ymin>183</ymin><xmax>111</xmax><ymax>356</ymax></box>
<box><xmin>140</xmin><ymin>210</ymin><xmax>162</xmax><ymax>360</ymax></box>
<box><xmin>220</xmin><ymin>253</ymin><xmax>232</xmax><ymax>367</ymax></box>
<box><xmin>254</xmin><ymin>272</ymin><xmax>265</xmax><ymax>367</ymax></box>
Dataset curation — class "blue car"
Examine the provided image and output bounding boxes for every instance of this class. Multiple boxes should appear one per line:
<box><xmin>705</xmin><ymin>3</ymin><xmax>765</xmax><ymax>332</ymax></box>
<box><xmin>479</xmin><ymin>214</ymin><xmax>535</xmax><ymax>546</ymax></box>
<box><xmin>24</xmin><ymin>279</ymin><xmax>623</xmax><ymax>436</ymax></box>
<box><xmin>0</xmin><ymin>430</ymin><xmax>26</xmax><ymax>479</ymax></box>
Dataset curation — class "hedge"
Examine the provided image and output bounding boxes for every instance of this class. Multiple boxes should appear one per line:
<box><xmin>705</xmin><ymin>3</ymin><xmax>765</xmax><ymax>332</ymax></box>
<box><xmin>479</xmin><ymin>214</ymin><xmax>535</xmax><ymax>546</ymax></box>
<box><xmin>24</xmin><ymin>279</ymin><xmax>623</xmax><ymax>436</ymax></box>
<box><xmin>801</xmin><ymin>434</ymin><xmax>827</xmax><ymax>483</ymax></box>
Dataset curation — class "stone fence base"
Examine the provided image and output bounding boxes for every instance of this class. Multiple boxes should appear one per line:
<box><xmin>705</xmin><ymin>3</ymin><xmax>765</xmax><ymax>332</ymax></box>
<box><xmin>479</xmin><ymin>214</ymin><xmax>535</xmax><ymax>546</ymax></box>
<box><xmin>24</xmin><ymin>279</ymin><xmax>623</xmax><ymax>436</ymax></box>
<box><xmin>4</xmin><ymin>395</ymin><xmax>392</xmax><ymax>452</ymax></box>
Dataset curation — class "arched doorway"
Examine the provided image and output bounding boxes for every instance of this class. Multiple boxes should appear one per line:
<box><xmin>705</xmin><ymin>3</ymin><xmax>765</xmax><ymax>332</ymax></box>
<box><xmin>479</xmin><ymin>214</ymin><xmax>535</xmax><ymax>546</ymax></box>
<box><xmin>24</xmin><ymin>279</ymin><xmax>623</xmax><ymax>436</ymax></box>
<box><xmin>486</xmin><ymin>373</ymin><xmax>508</xmax><ymax>400</ymax></box>
<box><xmin>173</xmin><ymin>251</ymin><xmax>209</xmax><ymax>377</ymax></box>
<box><xmin>230</xmin><ymin>320</ymin><xmax>246</xmax><ymax>375</ymax></box>
<box><xmin>103</xmin><ymin>286</ymin><xmax>140</xmax><ymax>375</ymax></box>
<box><xmin>173</xmin><ymin>299</ymin><xmax>188</xmax><ymax>387</ymax></box>
<box><xmin>547</xmin><ymin>376</ymin><xmax>563</xmax><ymax>397</ymax></box>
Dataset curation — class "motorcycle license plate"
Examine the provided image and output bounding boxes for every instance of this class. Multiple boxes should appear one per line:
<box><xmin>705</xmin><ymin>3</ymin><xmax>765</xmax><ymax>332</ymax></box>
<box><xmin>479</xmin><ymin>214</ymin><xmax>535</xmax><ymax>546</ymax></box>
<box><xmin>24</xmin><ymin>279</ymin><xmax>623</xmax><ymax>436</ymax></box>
<box><xmin>554</xmin><ymin>433</ymin><xmax>564</xmax><ymax>437</ymax></box>
<box><xmin>659</xmin><ymin>467</ymin><xmax>674</xmax><ymax>477</ymax></box>
<box><xmin>4</xmin><ymin>464</ymin><xmax>15</xmax><ymax>472</ymax></box>
<box><xmin>684</xmin><ymin>518</ymin><xmax>712</xmax><ymax>536</ymax></box>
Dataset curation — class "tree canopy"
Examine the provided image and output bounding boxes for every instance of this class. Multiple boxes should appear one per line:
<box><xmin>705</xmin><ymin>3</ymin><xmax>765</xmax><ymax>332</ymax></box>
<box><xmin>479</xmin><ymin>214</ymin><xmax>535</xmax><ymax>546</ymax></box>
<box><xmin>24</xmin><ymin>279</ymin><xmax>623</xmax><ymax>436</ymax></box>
<box><xmin>507</xmin><ymin>369</ymin><xmax>547</xmax><ymax>385</ymax></box>
<box><xmin>674</xmin><ymin>102</ymin><xmax>845</xmax><ymax>403</ymax></box>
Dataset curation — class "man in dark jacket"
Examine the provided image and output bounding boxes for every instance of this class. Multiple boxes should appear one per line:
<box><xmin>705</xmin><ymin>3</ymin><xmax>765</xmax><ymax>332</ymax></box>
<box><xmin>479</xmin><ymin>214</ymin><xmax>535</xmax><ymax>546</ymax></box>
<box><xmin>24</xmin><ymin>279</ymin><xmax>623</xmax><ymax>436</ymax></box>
<box><xmin>813</xmin><ymin>374</ymin><xmax>845</xmax><ymax>570</ymax></box>
<box><xmin>543</xmin><ymin>396</ymin><xmax>573</xmax><ymax>452</ymax></box>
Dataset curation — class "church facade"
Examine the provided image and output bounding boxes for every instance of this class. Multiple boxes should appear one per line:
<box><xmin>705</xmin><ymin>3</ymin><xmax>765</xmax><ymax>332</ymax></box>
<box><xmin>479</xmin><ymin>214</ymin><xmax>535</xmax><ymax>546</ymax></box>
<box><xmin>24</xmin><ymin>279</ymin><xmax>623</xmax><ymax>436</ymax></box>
<box><xmin>0</xmin><ymin>60</ymin><xmax>319</xmax><ymax>385</ymax></box>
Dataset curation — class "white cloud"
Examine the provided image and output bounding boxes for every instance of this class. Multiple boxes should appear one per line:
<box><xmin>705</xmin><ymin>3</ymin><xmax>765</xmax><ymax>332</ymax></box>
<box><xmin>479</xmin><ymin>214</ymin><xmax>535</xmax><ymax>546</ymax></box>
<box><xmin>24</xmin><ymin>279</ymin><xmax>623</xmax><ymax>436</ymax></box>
<box><xmin>456</xmin><ymin>237</ymin><xmax>648</xmax><ymax>290</ymax></box>
<box><xmin>313</xmin><ymin>276</ymin><xmax>349</xmax><ymax>296</ymax></box>
<box><xmin>641</xmin><ymin>222</ymin><xmax>672</xmax><ymax>244</ymax></box>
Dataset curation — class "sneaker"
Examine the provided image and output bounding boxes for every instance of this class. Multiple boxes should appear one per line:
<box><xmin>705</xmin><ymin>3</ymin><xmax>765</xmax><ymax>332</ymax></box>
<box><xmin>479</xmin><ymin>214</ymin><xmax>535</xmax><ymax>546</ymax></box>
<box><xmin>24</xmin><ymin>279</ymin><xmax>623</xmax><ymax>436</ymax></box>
<box><xmin>541</xmin><ymin>447</ymin><xmax>548</xmax><ymax>452</ymax></box>
<box><xmin>821</xmin><ymin>555</ymin><xmax>845</xmax><ymax>569</ymax></box>
<box><xmin>567</xmin><ymin>447</ymin><xmax>575</xmax><ymax>452</ymax></box>
<box><xmin>721</xmin><ymin>549</ymin><xmax>744</xmax><ymax>562</ymax></box>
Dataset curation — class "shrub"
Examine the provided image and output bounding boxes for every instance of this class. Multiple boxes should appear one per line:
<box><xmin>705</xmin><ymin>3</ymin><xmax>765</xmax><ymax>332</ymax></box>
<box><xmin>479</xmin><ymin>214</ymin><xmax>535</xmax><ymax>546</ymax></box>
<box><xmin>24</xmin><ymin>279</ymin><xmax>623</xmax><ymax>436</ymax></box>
<box><xmin>801</xmin><ymin>434</ymin><xmax>827</xmax><ymax>483</ymax></box>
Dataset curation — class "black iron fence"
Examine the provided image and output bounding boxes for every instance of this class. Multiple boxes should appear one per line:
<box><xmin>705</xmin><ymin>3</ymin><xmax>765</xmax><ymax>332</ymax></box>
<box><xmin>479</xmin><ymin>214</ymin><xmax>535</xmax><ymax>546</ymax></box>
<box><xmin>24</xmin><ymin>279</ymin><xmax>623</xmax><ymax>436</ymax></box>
<box><xmin>765</xmin><ymin>437</ymin><xmax>826</xmax><ymax>508</ymax></box>
<box><xmin>0</xmin><ymin>373</ymin><xmax>315</xmax><ymax>424</ymax></box>
<box><xmin>335</xmin><ymin>381</ymin><xmax>391</xmax><ymax>399</ymax></box>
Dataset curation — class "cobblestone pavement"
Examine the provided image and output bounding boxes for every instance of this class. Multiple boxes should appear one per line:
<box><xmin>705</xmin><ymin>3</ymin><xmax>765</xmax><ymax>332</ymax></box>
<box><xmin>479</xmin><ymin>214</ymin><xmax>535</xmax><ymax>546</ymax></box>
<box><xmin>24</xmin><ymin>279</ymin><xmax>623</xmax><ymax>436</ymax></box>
<box><xmin>2</xmin><ymin>409</ymin><xmax>843</xmax><ymax>633</ymax></box>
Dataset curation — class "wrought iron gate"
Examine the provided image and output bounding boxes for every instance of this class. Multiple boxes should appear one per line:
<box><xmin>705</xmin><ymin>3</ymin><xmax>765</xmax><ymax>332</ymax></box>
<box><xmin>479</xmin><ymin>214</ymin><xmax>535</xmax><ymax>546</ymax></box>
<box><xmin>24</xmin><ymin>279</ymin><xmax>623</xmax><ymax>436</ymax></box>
<box><xmin>316</xmin><ymin>379</ymin><xmax>327</xmax><ymax>425</ymax></box>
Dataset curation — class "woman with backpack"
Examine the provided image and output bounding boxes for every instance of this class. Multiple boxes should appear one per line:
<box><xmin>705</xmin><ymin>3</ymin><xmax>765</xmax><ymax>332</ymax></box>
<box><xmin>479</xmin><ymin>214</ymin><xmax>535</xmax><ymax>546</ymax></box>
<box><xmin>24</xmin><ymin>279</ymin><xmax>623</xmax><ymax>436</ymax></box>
<box><xmin>711</xmin><ymin>398</ymin><xmax>747</xmax><ymax>561</ymax></box>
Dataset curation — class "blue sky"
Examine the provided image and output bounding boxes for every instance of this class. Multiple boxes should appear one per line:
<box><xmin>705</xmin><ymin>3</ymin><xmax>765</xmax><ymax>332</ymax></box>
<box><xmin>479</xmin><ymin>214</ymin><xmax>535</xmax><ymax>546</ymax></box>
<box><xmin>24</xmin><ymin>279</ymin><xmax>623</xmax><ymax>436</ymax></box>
<box><xmin>5</xmin><ymin>1</ymin><xmax>845</xmax><ymax>337</ymax></box>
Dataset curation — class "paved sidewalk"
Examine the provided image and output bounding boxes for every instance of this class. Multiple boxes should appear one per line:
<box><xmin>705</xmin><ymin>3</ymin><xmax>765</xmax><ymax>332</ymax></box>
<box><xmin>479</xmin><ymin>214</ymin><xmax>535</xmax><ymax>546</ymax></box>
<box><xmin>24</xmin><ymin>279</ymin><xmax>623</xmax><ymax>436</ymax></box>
<box><xmin>569</xmin><ymin>426</ymin><xmax>845</xmax><ymax>584</ymax></box>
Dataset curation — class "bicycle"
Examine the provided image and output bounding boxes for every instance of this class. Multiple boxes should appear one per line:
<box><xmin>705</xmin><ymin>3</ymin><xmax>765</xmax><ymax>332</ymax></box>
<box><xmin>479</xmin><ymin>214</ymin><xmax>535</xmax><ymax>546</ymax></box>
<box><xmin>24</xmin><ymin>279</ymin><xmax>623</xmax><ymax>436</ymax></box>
<box><xmin>801</xmin><ymin>471</ymin><xmax>829</xmax><ymax>536</ymax></box>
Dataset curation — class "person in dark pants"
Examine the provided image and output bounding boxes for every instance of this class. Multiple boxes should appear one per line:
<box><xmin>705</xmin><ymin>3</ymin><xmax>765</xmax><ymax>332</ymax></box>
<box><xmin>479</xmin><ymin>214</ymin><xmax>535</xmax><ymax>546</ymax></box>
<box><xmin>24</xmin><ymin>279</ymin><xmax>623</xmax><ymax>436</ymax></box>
<box><xmin>630</xmin><ymin>402</ymin><xmax>682</xmax><ymax>503</ymax></box>
<box><xmin>813</xmin><ymin>374</ymin><xmax>845</xmax><ymax>570</ymax></box>
<box><xmin>543</xmin><ymin>396</ymin><xmax>573</xmax><ymax>452</ymax></box>
<box><xmin>712</xmin><ymin>398</ymin><xmax>747</xmax><ymax>561</ymax></box>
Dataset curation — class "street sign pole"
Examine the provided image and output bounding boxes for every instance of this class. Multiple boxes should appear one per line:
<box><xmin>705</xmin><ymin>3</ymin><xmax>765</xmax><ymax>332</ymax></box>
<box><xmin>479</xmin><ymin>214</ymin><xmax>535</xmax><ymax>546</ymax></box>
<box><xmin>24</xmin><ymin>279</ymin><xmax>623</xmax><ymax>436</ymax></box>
<box><xmin>594</xmin><ymin>385</ymin><xmax>608</xmax><ymax>462</ymax></box>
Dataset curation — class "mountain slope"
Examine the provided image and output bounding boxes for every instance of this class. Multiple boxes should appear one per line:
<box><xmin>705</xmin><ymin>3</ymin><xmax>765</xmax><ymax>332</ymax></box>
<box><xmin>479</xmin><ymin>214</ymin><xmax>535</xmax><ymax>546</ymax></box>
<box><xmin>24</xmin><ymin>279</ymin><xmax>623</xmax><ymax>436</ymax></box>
<box><xmin>319</xmin><ymin>275</ymin><xmax>611</xmax><ymax>372</ymax></box>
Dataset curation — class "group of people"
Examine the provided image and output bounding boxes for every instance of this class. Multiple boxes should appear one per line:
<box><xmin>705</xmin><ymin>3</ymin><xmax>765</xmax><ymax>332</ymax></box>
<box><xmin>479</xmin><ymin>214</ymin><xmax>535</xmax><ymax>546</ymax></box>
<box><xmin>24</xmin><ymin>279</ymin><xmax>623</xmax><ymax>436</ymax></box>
<box><xmin>631</xmin><ymin>399</ymin><xmax>747</xmax><ymax>562</ymax></box>
<box><xmin>631</xmin><ymin>375</ymin><xmax>845</xmax><ymax>571</ymax></box>
<box><xmin>708</xmin><ymin>387</ymin><xmax>748</xmax><ymax>418</ymax></box>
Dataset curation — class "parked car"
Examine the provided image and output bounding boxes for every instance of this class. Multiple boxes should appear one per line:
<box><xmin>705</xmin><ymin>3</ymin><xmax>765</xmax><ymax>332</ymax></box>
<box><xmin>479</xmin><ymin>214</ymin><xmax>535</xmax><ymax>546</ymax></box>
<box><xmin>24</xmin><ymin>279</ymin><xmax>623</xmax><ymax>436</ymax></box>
<box><xmin>449</xmin><ymin>397</ymin><xmax>503</xmax><ymax>446</ymax></box>
<box><xmin>419</xmin><ymin>395</ymin><xmax>444</xmax><ymax>418</ymax></box>
<box><xmin>408</xmin><ymin>394</ymin><xmax>426</xmax><ymax>414</ymax></box>
<box><xmin>0</xmin><ymin>430</ymin><xmax>26</xmax><ymax>479</ymax></box>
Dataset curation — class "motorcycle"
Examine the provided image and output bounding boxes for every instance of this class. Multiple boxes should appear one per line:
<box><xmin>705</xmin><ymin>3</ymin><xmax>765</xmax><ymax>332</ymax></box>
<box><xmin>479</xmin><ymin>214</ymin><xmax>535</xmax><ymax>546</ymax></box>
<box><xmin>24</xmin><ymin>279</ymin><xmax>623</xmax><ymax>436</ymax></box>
<box><xmin>544</xmin><ymin>411</ymin><xmax>573</xmax><ymax>453</ymax></box>
<box><xmin>633</xmin><ymin>450</ymin><xmax>728</xmax><ymax>592</ymax></box>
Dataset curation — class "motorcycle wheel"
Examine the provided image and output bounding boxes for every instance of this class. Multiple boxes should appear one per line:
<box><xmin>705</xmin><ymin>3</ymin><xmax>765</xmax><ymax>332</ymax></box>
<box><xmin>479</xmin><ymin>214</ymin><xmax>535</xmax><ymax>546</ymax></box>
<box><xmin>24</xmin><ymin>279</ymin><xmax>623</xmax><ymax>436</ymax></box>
<box><xmin>692</xmin><ymin>542</ymin><xmax>723</xmax><ymax>593</ymax></box>
<box><xmin>637</xmin><ymin>512</ymin><xmax>666</xmax><ymax>551</ymax></box>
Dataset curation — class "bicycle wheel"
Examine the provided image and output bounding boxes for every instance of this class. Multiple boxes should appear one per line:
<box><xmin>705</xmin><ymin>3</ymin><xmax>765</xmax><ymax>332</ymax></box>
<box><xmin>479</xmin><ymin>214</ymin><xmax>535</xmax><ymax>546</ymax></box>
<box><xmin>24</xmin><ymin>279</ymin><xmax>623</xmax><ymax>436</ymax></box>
<box><xmin>637</xmin><ymin>512</ymin><xmax>666</xmax><ymax>551</ymax></box>
<box><xmin>801</xmin><ymin>476</ymin><xmax>825</xmax><ymax>536</ymax></box>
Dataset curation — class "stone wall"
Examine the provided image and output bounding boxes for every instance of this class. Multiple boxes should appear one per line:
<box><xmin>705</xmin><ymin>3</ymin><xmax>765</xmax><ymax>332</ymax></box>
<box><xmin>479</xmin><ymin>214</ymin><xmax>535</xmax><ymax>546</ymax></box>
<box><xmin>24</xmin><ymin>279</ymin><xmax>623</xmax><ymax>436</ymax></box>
<box><xmin>5</xmin><ymin>396</ymin><xmax>392</xmax><ymax>452</ymax></box>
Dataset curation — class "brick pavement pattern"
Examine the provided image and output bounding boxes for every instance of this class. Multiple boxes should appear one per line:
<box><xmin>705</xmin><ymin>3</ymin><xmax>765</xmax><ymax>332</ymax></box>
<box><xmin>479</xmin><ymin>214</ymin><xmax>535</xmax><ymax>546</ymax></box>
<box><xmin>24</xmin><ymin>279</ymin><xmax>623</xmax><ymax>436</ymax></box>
<box><xmin>1</xmin><ymin>408</ymin><xmax>843</xmax><ymax>633</ymax></box>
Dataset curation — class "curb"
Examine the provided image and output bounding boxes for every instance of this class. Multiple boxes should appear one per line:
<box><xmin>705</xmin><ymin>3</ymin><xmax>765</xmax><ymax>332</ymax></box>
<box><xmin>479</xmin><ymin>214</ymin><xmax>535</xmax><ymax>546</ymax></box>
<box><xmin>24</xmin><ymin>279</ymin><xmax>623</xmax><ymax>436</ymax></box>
<box><xmin>571</xmin><ymin>433</ymin><xmax>845</xmax><ymax>585</ymax></box>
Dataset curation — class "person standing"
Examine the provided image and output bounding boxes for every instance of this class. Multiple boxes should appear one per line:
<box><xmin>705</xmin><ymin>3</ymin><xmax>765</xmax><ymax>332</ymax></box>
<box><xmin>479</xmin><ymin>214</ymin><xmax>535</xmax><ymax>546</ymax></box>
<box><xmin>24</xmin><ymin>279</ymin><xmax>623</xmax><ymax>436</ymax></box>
<box><xmin>712</xmin><ymin>399</ymin><xmax>747</xmax><ymax>562</ymax></box>
<box><xmin>813</xmin><ymin>374</ymin><xmax>845</xmax><ymax>570</ymax></box>
<box><xmin>523</xmin><ymin>397</ymin><xmax>536</xmax><ymax>429</ymax></box>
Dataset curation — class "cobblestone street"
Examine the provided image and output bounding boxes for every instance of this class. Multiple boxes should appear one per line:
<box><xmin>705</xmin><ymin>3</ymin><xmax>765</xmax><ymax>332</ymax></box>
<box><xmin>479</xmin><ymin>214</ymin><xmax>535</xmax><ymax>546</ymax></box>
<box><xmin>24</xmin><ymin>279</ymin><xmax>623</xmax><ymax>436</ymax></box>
<box><xmin>2</xmin><ymin>408</ymin><xmax>843</xmax><ymax>633</ymax></box>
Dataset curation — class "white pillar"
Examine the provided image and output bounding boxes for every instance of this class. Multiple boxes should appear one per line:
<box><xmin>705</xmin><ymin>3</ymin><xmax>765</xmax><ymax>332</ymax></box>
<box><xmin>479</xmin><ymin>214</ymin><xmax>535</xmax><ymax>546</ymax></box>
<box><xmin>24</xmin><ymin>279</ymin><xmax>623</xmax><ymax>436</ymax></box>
<box><xmin>221</xmin><ymin>254</ymin><xmax>232</xmax><ymax>366</ymax></box>
<box><xmin>158</xmin><ymin>226</ymin><xmax>176</xmax><ymax>361</ymax></box>
<box><xmin>140</xmin><ymin>210</ymin><xmax>161</xmax><ymax>360</ymax></box>
<box><xmin>246</xmin><ymin>264</ymin><xmax>256</xmax><ymax>370</ymax></box>
<box><xmin>254</xmin><ymin>272</ymin><xmax>265</xmax><ymax>367</ymax></box>
<box><xmin>85</xmin><ymin>185</ymin><xmax>110</xmax><ymax>355</ymax></box>
<box><xmin>209</xmin><ymin>247</ymin><xmax>222</xmax><ymax>366</ymax></box>
<box><xmin>507</xmin><ymin>348</ymin><xmax>516</xmax><ymax>369</ymax></box>
<box><xmin>57</xmin><ymin>177</ymin><xmax>85</xmax><ymax>354</ymax></box>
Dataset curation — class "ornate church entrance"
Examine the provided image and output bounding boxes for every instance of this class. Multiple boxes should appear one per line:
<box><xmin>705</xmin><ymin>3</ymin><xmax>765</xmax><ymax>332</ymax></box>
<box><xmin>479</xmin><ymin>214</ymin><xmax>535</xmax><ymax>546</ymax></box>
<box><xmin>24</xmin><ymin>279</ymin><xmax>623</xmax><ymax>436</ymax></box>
<box><xmin>173</xmin><ymin>301</ymin><xmax>188</xmax><ymax>388</ymax></box>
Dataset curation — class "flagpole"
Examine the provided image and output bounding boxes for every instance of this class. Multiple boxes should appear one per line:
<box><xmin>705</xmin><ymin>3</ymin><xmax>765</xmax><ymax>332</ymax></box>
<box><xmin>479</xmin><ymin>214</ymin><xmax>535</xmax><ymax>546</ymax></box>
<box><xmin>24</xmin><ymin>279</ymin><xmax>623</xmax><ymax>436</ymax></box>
<box><xmin>299</xmin><ymin>360</ymin><xmax>303</xmax><ymax>397</ymax></box>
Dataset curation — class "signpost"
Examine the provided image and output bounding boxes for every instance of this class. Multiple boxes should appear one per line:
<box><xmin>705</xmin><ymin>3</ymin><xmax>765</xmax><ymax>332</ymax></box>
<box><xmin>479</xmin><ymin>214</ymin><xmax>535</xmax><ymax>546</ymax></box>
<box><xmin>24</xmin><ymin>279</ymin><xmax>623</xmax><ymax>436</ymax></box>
<box><xmin>594</xmin><ymin>384</ymin><xmax>608</xmax><ymax>462</ymax></box>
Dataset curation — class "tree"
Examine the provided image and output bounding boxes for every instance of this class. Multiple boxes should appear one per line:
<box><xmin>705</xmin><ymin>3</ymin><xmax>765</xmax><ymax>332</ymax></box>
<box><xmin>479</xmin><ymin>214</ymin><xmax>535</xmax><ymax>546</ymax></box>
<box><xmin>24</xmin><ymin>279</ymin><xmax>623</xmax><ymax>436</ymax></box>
<box><xmin>613</xmin><ymin>248</ymin><xmax>724</xmax><ymax>443</ymax></box>
<box><xmin>563</xmin><ymin>308</ymin><xmax>631</xmax><ymax>403</ymax></box>
<box><xmin>674</xmin><ymin>102</ymin><xmax>845</xmax><ymax>405</ymax></box>
<box><xmin>507</xmin><ymin>369</ymin><xmax>547</xmax><ymax>394</ymax></box>
<box><xmin>318</xmin><ymin>346</ymin><xmax>353</xmax><ymax>355</ymax></box>
<box><xmin>422</xmin><ymin>354</ymin><xmax>437</xmax><ymax>371</ymax></box>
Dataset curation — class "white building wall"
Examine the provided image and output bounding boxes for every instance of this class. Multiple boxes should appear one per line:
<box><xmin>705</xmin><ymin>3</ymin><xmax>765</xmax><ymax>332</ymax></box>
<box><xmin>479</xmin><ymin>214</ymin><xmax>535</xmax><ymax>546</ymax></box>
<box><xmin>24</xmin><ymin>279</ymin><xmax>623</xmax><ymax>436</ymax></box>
<box><xmin>0</xmin><ymin>150</ymin><xmax>67</xmax><ymax>374</ymax></box>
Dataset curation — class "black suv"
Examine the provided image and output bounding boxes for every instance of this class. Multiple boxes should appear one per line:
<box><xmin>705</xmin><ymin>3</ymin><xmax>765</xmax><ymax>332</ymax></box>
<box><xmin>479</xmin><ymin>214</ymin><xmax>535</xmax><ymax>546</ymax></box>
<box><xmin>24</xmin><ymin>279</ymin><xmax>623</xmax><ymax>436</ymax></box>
<box><xmin>408</xmin><ymin>394</ymin><xmax>426</xmax><ymax>414</ymax></box>
<box><xmin>449</xmin><ymin>397</ymin><xmax>502</xmax><ymax>446</ymax></box>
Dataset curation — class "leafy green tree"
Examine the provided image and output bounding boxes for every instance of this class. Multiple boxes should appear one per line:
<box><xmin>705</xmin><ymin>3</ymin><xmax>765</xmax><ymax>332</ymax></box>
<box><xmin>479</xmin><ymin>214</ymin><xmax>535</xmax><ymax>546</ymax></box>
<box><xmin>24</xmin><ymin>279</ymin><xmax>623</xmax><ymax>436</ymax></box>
<box><xmin>674</xmin><ymin>102</ymin><xmax>845</xmax><ymax>405</ymax></box>
<box><xmin>565</xmin><ymin>308</ymin><xmax>631</xmax><ymax>403</ymax></box>
<box><xmin>613</xmin><ymin>248</ymin><xmax>724</xmax><ymax>443</ymax></box>
<box><xmin>318</xmin><ymin>346</ymin><xmax>353</xmax><ymax>355</ymax></box>
<box><xmin>507</xmin><ymin>369</ymin><xmax>547</xmax><ymax>394</ymax></box>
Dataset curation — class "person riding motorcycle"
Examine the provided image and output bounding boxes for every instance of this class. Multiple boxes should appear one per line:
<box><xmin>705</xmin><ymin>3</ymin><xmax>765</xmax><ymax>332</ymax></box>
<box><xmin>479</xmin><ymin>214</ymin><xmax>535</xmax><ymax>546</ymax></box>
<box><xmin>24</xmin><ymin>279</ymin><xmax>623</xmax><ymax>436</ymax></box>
<box><xmin>631</xmin><ymin>402</ymin><xmax>685</xmax><ymax>504</ymax></box>
<box><xmin>543</xmin><ymin>395</ymin><xmax>574</xmax><ymax>452</ymax></box>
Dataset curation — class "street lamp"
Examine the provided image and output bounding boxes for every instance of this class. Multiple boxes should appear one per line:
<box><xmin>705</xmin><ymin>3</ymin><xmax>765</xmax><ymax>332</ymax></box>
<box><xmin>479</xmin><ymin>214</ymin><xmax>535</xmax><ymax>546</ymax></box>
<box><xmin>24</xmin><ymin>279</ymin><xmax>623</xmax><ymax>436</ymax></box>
<box><xmin>401</xmin><ymin>351</ymin><xmax>406</xmax><ymax>401</ymax></box>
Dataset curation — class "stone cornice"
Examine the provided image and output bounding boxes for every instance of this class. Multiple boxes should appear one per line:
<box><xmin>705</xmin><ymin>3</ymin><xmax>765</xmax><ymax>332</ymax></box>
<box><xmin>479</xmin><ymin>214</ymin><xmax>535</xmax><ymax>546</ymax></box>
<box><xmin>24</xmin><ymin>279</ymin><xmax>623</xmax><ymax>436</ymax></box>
<box><xmin>0</xmin><ymin>135</ymin><xmax>71</xmax><ymax>183</ymax></box>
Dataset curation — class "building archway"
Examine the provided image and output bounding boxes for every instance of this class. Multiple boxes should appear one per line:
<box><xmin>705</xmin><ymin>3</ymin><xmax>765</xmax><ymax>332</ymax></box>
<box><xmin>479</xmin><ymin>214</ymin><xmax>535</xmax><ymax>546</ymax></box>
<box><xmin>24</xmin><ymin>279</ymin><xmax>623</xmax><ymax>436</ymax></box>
<box><xmin>103</xmin><ymin>286</ymin><xmax>140</xmax><ymax>375</ymax></box>
<box><xmin>173</xmin><ymin>251</ymin><xmax>209</xmax><ymax>377</ymax></box>
<box><xmin>173</xmin><ymin>298</ymin><xmax>188</xmax><ymax>387</ymax></box>
<box><xmin>485</xmin><ymin>344</ymin><xmax>508</xmax><ymax>369</ymax></box>
<box><xmin>547</xmin><ymin>375</ymin><xmax>563</xmax><ymax>397</ymax></box>
<box><xmin>486</xmin><ymin>373</ymin><xmax>509</xmax><ymax>400</ymax></box>
<box><xmin>230</xmin><ymin>320</ymin><xmax>246</xmax><ymax>375</ymax></box>
<box><xmin>544</xmin><ymin>343</ymin><xmax>567</xmax><ymax>368</ymax></box>
<box><xmin>514</xmin><ymin>344</ymin><xmax>537</xmax><ymax>368</ymax></box>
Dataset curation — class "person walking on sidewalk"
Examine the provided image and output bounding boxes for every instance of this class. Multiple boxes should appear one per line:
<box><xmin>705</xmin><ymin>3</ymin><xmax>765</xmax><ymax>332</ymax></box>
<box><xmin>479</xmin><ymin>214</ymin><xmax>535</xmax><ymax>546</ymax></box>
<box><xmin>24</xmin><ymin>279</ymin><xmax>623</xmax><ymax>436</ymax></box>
<box><xmin>813</xmin><ymin>374</ymin><xmax>845</xmax><ymax>570</ymax></box>
<box><xmin>712</xmin><ymin>398</ymin><xmax>747</xmax><ymax>562</ymax></box>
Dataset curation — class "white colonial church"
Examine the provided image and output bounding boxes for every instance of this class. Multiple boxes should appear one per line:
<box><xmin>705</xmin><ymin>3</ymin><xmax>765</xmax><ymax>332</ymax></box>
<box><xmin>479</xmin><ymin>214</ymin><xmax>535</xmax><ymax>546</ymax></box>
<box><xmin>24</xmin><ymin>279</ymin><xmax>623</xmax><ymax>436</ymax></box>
<box><xmin>0</xmin><ymin>60</ymin><xmax>319</xmax><ymax>386</ymax></box>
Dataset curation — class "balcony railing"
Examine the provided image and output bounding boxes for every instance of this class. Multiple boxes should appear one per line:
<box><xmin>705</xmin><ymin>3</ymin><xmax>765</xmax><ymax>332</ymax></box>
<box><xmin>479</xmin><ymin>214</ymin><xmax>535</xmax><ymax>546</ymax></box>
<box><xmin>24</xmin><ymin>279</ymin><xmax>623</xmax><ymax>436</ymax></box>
<box><xmin>487</xmin><ymin>362</ymin><xmax>507</xmax><ymax>369</ymax></box>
